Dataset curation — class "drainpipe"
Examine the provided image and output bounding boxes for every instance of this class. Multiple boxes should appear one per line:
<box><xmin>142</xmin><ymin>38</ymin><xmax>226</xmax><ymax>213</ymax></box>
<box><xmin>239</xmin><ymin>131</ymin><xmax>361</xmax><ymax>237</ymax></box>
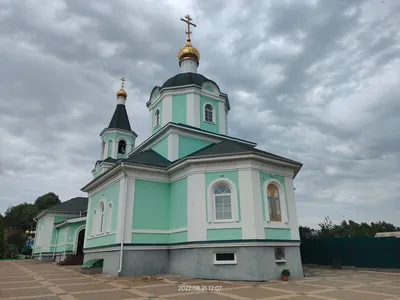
<box><xmin>52</xmin><ymin>227</ymin><xmax>59</xmax><ymax>260</ymax></box>
<box><xmin>31</xmin><ymin>216</ymin><xmax>38</xmax><ymax>258</ymax></box>
<box><xmin>63</xmin><ymin>225</ymin><xmax>68</xmax><ymax>260</ymax></box>
<box><xmin>118</xmin><ymin>163</ymin><xmax>128</xmax><ymax>274</ymax></box>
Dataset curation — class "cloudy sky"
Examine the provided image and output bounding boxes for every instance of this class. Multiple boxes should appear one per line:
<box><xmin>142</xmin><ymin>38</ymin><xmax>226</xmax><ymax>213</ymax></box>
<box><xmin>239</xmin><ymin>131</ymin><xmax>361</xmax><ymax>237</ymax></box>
<box><xmin>0</xmin><ymin>0</ymin><xmax>399</xmax><ymax>228</ymax></box>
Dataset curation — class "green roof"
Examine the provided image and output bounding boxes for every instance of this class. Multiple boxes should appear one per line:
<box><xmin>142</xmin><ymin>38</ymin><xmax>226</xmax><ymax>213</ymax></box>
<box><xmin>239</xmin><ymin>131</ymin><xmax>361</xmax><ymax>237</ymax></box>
<box><xmin>124</xmin><ymin>149</ymin><xmax>171</xmax><ymax>167</ymax></box>
<box><xmin>47</xmin><ymin>197</ymin><xmax>88</xmax><ymax>214</ymax></box>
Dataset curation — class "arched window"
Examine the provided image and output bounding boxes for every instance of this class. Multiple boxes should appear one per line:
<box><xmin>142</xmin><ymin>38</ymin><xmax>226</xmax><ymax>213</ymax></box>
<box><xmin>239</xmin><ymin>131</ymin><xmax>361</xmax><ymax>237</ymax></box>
<box><xmin>102</xmin><ymin>141</ymin><xmax>106</xmax><ymax>159</ymax></box>
<box><xmin>213</xmin><ymin>184</ymin><xmax>232</xmax><ymax>221</ymax></box>
<box><xmin>154</xmin><ymin>109</ymin><xmax>160</xmax><ymax>127</ymax></box>
<box><xmin>99</xmin><ymin>202</ymin><xmax>105</xmax><ymax>233</ymax></box>
<box><xmin>106</xmin><ymin>203</ymin><xmax>112</xmax><ymax>233</ymax></box>
<box><xmin>118</xmin><ymin>140</ymin><xmax>126</xmax><ymax>154</ymax></box>
<box><xmin>92</xmin><ymin>209</ymin><xmax>97</xmax><ymax>236</ymax></box>
<box><xmin>267</xmin><ymin>184</ymin><xmax>281</xmax><ymax>222</ymax></box>
<box><xmin>204</xmin><ymin>104</ymin><xmax>214</xmax><ymax>123</ymax></box>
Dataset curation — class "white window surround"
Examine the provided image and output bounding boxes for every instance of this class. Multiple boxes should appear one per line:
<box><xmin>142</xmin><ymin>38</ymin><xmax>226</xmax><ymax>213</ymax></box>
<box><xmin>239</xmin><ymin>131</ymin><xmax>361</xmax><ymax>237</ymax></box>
<box><xmin>99</xmin><ymin>201</ymin><xmax>105</xmax><ymax>234</ymax></box>
<box><xmin>213</xmin><ymin>252</ymin><xmax>237</xmax><ymax>265</ymax></box>
<box><xmin>91</xmin><ymin>209</ymin><xmax>97</xmax><ymax>236</ymax></box>
<box><xmin>203</xmin><ymin>102</ymin><xmax>216</xmax><ymax>124</ymax></box>
<box><xmin>263</xmin><ymin>179</ymin><xmax>289</xmax><ymax>224</ymax></box>
<box><xmin>202</xmin><ymin>82</ymin><xmax>219</xmax><ymax>96</ymax></box>
<box><xmin>106</xmin><ymin>202</ymin><xmax>112</xmax><ymax>233</ymax></box>
<box><xmin>154</xmin><ymin>109</ymin><xmax>160</xmax><ymax>128</ymax></box>
<box><xmin>207</xmin><ymin>178</ymin><xmax>239</xmax><ymax>223</ymax></box>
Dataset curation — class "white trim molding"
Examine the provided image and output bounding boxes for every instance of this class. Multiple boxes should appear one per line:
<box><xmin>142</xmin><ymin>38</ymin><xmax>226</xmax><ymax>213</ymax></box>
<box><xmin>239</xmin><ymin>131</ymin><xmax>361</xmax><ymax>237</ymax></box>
<box><xmin>132</xmin><ymin>228</ymin><xmax>187</xmax><ymax>234</ymax></box>
<box><xmin>213</xmin><ymin>252</ymin><xmax>237</xmax><ymax>265</ymax></box>
<box><xmin>203</xmin><ymin>102</ymin><xmax>216</xmax><ymax>123</ymax></box>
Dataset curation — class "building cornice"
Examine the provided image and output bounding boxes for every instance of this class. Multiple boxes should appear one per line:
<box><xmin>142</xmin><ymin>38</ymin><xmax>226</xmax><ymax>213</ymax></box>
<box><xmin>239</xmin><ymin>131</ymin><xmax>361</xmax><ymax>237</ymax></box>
<box><xmin>99</xmin><ymin>128</ymin><xmax>138</xmax><ymax>138</ymax></box>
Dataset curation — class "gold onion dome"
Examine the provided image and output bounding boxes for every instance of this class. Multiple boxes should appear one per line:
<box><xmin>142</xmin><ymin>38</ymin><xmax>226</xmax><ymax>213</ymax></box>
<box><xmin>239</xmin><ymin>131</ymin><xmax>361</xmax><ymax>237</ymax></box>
<box><xmin>178</xmin><ymin>40</ymin><xmax>200</xmax><ymax>66</ymax></box>
<box><xmin>116</xmin><ymin>77</ymin><xmax>127</xmax><ymax>98</ymax></box>
<box><xmin>116</xmin><ymin>88</ymin><xmax>127</xmax><ymax>98</ymax></box>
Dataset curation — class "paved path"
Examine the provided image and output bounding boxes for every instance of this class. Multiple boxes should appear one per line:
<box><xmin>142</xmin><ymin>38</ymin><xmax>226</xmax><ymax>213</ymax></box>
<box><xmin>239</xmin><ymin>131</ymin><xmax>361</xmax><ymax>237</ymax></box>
<box><xmin>0</xmin><ymin>260</ymin><xmax>400</xmax><ymax>299</ymax></box>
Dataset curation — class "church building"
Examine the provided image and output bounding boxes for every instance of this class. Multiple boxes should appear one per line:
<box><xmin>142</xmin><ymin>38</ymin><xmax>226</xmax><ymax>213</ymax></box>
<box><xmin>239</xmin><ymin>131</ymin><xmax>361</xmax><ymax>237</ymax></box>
<box><xmin>33</xmin><ymin>15</ymin><xmax>303</xmax><ymax>281</ymax></box>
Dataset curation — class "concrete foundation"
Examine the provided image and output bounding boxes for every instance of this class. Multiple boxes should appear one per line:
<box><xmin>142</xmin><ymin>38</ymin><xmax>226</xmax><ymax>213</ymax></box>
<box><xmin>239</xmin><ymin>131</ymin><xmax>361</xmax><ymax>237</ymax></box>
<box><xmin>84</xmin><ymin>245</ymin><xmax>303</xmax><ymax>281</ymax></box>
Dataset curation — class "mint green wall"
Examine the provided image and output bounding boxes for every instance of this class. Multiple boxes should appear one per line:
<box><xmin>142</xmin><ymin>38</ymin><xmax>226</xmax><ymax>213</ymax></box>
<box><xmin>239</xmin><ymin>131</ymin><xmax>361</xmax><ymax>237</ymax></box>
<box><xmin>85</xmin><ymin>181</ymin><xmax>120</xmax><ymax>249</ymax></box>
<box><xmin>151</xmin><ymin>102</ymin><xmax>163</xmax><ymax>134</ymax></box>
<box><xmin>207</xmin><ymin>228</ymin><xmax>242</xmax><ymax>241</ymax></box>
<box><xmin>170</xmin><ymin>178</ymin><xmax>187</xmax><ymax>230</ymax></box>
<box><xmin>200</xmin><ymin>96</ymin><xmax>219</xmax><ymax>133</ymax></box>
<box><xmin>259</xmin><ymin>172</ymin><xmax>286</xmax><ymax>220</ymax></box>
<box><xmin>265</xmin><ymin>228</ymin><xmax>291</xmax><ymax>240</ymax></box>
<box><xmin>205</xmin><ymin>171</ymin><xmax>241</xmax><ymax>222</ymax></box>
<box><xmin>51</xmin><ymin>221</ymin><xmax>86</xmax><ymax>253</ymax></box>
<box><xmin>54</xmin><ymin>216</ymin><xmax>68</xmax><ymax>224</ymax></box>
<box><xmin>178</xmin><ymin>136</ymin><xmax>212</xmax><ymax>158</ymax></box>
<box><xmin>85</xmin><ymin>233</ymin><xmax>116</xmax><ymax>248</ymax></box>
<box><xmin>151</xmin><ymin>137</ymin><xmax>168</xmax><ymax>159</ymax></box>
<box><xmin>132</xmin><ymin>233</ymin><xmax>169</xmax><ymax>244</ymax></box>
<box><xmin>107</xmin><ymin>140</ymin><xmax>113</xmax><ymax>157</ymax></box>
<box><xmin>132</xmin><ymin>180</ymin><xmax>169</xmax><ymax>230</ymax></box>
<box><xmin>131</xmin><ymin>231</ymin><xmax>188</xmax><ymax>244</ymax></box>
<box><xmin>204</xmin><ymin>86</ymin><xmax>214</xmax><ymax>92</ymax></box>
<box><xmin>172</xmin><ymin>95</ymin><xmax>187</xmax><ymax>124</ymax></box>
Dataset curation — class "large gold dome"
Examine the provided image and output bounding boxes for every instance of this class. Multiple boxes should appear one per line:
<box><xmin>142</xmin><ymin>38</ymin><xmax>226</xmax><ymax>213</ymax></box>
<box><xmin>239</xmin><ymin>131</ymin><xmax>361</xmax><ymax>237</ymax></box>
<box><xmin>178</xmin><ymin>41</ymin><xmax>200</xmax><ymax>66</ymax></box>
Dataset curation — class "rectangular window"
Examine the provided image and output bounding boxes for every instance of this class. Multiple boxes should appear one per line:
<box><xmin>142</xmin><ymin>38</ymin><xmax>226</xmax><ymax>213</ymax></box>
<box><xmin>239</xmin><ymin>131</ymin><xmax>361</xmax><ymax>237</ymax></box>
<box><xmin>215</xmin><ymin>196</ymin><xmax>232</xmax><ymax>220</ymax></box>
<box><xmin>213</xmin><ymin>252</ymin><xmax>237</xmax><ymax>265</ymax></box>
<box><xmin>274</xmin><ymin>247</ymin><xmax>285</xmax><ymax>262</ymax></box>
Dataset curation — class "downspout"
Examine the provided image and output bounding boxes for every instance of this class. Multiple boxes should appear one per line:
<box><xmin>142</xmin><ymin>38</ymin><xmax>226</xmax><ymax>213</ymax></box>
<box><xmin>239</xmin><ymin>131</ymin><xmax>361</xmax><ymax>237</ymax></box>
<box><xmin>31</xmin><ymin>216</ymin><xmax>38</xmax><ymax>258</ymax></box>
<box><xmin>52</xmin><ymin>227</ymin><xmax>59</xmax><ymax>260</ymax></box>
<box><xmin>118</xmin><ymin>163</ymin><xmax>128</xmax><ymax>274</ymax></box>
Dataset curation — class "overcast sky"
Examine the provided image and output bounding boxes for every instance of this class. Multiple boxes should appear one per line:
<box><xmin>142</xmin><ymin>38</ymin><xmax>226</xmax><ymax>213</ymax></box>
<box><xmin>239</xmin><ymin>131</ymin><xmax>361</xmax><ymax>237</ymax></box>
<box><xmin>0</xmin><ymin>0</ymin><xmax>399</xmax><ymax>228</ymax></box>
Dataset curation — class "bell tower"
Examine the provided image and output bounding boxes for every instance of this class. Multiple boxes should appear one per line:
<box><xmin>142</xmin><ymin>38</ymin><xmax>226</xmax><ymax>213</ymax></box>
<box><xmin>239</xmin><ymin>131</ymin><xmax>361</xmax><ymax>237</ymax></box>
<box><xmin>99</xmin><ymin>78</ymin><xmax>137</xmax><ymax>161</ymax></box>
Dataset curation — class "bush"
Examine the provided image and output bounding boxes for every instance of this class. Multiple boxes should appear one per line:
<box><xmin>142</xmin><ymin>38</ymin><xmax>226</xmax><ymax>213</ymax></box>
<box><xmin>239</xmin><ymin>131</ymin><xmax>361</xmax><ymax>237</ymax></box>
<box><xmin>5</xmin><ymin>244</ymin><xmax>18</xmax><ymax>259</ymax></box>
<box><xmin>0</xmin><ymin>223</ymin><xmax>5</xmax><ymax>259</ymax></box>
<box><xmin>21</xmin><ymin>245</ymin><xmax>32</xmax><ymax>258</ymax></box>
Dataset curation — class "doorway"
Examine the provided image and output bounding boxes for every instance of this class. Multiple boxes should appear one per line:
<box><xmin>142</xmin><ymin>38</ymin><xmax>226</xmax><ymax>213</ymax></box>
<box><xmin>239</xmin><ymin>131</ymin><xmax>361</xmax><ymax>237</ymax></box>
<box><xmin>76</xmin><ymin>229</ymin><xmax>85</xmax><ymax>255</ymax></box>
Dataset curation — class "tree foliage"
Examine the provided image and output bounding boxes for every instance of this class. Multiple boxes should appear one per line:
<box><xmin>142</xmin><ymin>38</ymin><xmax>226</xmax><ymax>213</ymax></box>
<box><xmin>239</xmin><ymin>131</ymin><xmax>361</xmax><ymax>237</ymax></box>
<box><xmin>0</xmin><ymin>216</ymin><xmax>5</xmax><ymax>258</ymax></box>
<box><xmin>34</xmin><ymin>192</ymin><xmax>61</xmax><ymax>212</ymax></box>
<box><xmin>299</xmin><ymin>217</ymin><xmax>400</xmax><ymax>240</ymax></box>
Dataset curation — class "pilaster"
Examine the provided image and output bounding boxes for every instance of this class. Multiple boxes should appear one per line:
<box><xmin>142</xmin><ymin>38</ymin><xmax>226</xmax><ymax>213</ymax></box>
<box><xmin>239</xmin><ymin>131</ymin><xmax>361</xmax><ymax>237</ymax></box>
<box><xmin>187</xmin><ymin>172</ymin><xmax>207</xmax><ymax>241</ymax></box>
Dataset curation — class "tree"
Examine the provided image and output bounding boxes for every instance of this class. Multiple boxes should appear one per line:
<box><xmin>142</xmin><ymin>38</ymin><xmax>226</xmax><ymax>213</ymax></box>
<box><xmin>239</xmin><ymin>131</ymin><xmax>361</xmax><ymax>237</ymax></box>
<box><xmin>299</xmin><ymin>226</ymin><xmax>313</xmax><ymax>240</ymax></box>
<box><xmin>3</xmin><ymin>203</ymin><xmax>38</xmax><ymax>230</ymax></box>
<box><xmin>6</xmin><ymin>230</ymin><xmax>27</xmax><ymax>253</ymax></box>
<box><xmin>34</xmin><ymin>192</ymin><xmax>61</xmax><ymax>212</ymax></box>
<box><xmin>0</xmin><ymin>216</ymin><xmax>5</xmax><ymax>258</ymax></box>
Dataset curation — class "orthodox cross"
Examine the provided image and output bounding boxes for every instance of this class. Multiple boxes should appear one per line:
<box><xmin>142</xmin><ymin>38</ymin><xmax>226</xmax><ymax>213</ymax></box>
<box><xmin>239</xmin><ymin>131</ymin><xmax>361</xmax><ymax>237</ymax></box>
<box><xmin>180</xmin><ymin>15</ymin><xmax>196</xmax><ymax>42</ymax></box>
<box><xmin>120</xmin><ymin>77</ymin><xmax>126</xmax><ymax>89</ymax></box>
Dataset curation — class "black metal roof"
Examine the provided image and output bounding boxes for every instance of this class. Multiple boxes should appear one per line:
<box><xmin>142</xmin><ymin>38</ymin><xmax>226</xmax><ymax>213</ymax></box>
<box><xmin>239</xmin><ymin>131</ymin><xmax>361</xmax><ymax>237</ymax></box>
<box><xmin>108</xmin><ymin>104</ymin><xmax>136</xmax><ymax>134</ymax></box>
<box><xmin>47</xmin><ymin>197</ymin><xmax>88</xmax><ymax>214</ymax></box>
<box><xmin>161</xmin><ymin>72</ymin><xmax>220</xmax><ymax>90</ymax></box>
<box><xmin>124</xmin><ymin>149</ymin><xmax>171</xmax><ymax>168</ymax></box>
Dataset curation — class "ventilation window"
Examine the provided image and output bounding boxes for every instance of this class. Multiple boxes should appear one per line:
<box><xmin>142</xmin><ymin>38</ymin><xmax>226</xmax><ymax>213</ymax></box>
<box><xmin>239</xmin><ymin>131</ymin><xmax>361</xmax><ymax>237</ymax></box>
<box><xmin>118</xmin><ymin>140</ymin><xmax>126</xmax><ymax>154</ymax></box>
<box><xmin>213</xmin><ymin>252</ymin><xmax>237</xmax><ymax>265</ymax></box>
<box><xmin>274</xmin><ymin>247</ymin><xmax>286</xmax><ymax>263</ymax></box>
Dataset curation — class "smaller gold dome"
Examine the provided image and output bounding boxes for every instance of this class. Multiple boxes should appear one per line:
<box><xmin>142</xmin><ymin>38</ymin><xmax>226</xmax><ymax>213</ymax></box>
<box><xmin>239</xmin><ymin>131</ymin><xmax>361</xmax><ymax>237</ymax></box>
<box><xmin>116</xmin><ymin>88</ymin><xmax>127</xmax><ymax>98</ymax></box>
<box><xmin>178</xmin><ymin>41</ymin><xmax>200</xmax><ymax>66</ymax></box>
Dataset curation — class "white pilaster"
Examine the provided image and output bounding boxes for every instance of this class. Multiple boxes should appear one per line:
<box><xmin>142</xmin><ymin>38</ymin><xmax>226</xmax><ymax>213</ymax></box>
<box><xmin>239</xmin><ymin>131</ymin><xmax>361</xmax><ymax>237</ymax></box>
<box><xmin>123</xmin><ymin>177</ymin><xmax>135</xmax><ymax>243</ymax></box>
<box><xmin>112</xmin><ymin>141</ymin><xmax>118</xmax><ymax>159</ymax></box>
<box><xmin>186</xmin><ymin>93</ymin><xmax>195</xmax><ymax>126</ymax></box>
<box><xmin>168</xmin><ymin>133</ymin><xmax>179</xmax><ymax>161</ymax></box>
<box><xmin>180</xmin><ymin>59</ymin><xmax>198</xmax><ymax>73</ymax></box>
<box><xmin>116</xmin><ymin>177</ymin><xmax>127</xmax><ymax>243</ymax></box>
<box><xmin>284</xmin><ymin>177</ymin><xmax>300</xmax><ymax>240</ymax></box>
<box><xmin>162</xmin><ymin>95</ymin><xmax>172</xmax><ymax>126</ymax></box>
<box><xmin>193</xmin><ymin>93</ymin><xmax>200</xmax><ymax>127</ymax></box>
<box><xmin>149</xmin><ymin>110</ymin><xmax>153</xmax><ymax>135</ymax></box>
<box><xmin>187</xmin><ymin>172</ymin><xmax>207</xmax><ymax>241</ymax></box>
<box><xmin>238</xmin><ymin>170</ymin><xmax>264</xmax><ymax>239</ymax></box>
<box><xmin>218</xmin><ymin>102</ymin><xmax>226</xmax><ymax>135</ymax></box>
<box><xmin>83</xmin><ymin>197</ymin><xmax>92</xmax><ymax>249</ymax></box>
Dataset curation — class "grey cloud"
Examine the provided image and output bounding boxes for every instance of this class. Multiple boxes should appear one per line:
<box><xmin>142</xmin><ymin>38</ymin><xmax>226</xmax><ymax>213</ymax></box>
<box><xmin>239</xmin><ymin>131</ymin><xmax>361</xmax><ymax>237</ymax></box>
<box><xmin>0</xmin><ymin>0</ymin><xmax>399</xmax><ymax>227</ymax></box>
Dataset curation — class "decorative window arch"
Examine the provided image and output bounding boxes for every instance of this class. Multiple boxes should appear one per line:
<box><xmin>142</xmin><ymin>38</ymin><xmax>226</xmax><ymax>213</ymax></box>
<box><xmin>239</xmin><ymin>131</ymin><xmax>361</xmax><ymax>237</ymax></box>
<box><xmin>207</xmin><ymin>179</ymin><xmax>239</xmax><ymax>223</ymax></box>
<box><xmin>101</xmin><ymin>140</ymin><xmax>106</xmax><ymax>159</ymax></box>
<box><xmin>91</xmin><ymin>209</ymin><xmax>97</xmax><ymax>236</ymax></box>
<box><xmin>154</xmin><ymin>109</ymin><xmax>160</xmax><ymax>127</ymax></box>
<box><xmin>118</xmin><ymin>140</ymin><xmax>126</xmax><ymax>154</ymax></box>
<box><xmin>106</xmin><ymin>202</ymin><xmax>113</xmax><ymax>233</ymax></box>
<box><xmin>99</xmin><ymin>201</ymin><xmax>105</xmax><ymax>234</ymax></box>
<box><xmin>263</xmin><ymin>180</ymin><xmax>288</xmax><ymax>223</ymax></box>
<box><xmin>204</xmin><ymin>103</ymin><xmax>215</xmax><ymax>123</ymax></box>
<box><xmin>106</xmin><ymin>139</ymin><xmax>113</xmax><ymax>158</ymax></box>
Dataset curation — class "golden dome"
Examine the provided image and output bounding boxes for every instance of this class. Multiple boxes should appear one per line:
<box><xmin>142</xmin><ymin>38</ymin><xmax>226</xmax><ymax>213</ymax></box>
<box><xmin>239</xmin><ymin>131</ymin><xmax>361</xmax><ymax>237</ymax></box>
<box><xmin>178</xmin><ymin>41</ymin><xmax>200</xmax><ymax>66</ymax></box>
<box><xmin>116</xmin><ymin>88</ymin><xmax>127</xmax><ymax>98</ymax></box>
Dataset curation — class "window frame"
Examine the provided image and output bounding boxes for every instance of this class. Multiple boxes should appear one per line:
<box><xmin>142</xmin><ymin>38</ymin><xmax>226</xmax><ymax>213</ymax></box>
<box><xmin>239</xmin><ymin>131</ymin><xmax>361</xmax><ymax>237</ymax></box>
<box><xmin>207</xmin><ymin>178</ymin><xmax>239</xmax><ymax>224</ymax></box>
<box><xmin>154</xmin><ymin>109</ymin><xmax>160</xmax><ymax>128</ymax></box>
<box><xmin>274</xmin><ymin>246</ymin><xmax>286</xmax><ymax>263</ymax></box>
<box><xmin>203</xmin><ymin>102</ymin><xmax>216</xmax><ymax>124</ymax></box>
<box><xmin>106</xmin><ymin>202</ymin><xmax>112</xmax><ymax>233</ymax></box>
<box><xmin>91</xmin><ymin>209</ymin><xmax>97</xmax><ymax>236</ymax></box>
<box><xmin>99</xmin><ymin>201</ymin><xmax>105</xmax><ymax>234</ymax></box>
<box><xmin>213</xmin><ymin>184</ymin><xmax>233</xmax><ymax>222</ymax></box>
<box><xmin>213</xmin><ymin>252</ymin><xmax>237</xmax><ymax>265</ymax></box>
<box><xmin>267</xmin><ymin>184</ymin><xmax>281</xmax><ymax>222</ymax></box>
<box><xmin>117</xmin><ymin>140</ymin><xmax>126</xmax><ymax>154</ymax></box>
